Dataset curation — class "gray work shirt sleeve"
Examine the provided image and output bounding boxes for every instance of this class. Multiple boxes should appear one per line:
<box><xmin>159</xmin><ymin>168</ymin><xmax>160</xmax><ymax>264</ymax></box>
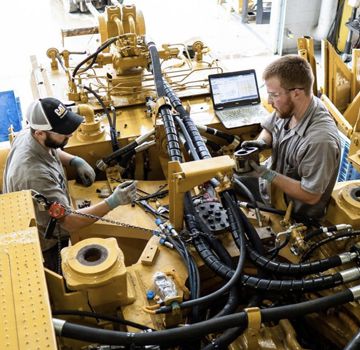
<box><xmin>298</xmin><ymin>141</ymin><xmax>340</xmax><ymax>194</ymax></box>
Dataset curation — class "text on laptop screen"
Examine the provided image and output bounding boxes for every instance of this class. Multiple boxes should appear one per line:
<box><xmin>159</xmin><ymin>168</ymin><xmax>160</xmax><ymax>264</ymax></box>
<box><xmin>211</xmin><ymin>72</ymin><xmax>259</xmax><ymax>105</ymax></box>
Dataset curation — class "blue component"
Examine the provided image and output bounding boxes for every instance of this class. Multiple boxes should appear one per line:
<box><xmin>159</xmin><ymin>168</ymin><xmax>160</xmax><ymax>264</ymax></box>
<box><xmin>146</xmin><ymin>290</ymin><xmax>155</xmax><ymax>300</ymax></box>
<box><xmin>155</xmin><ymin>218</ymin><xmax>162</xmax><ymax>225</ymax></box>
<box><xmin>337</xmin><ymin>131</ymin><xmax>360</xmax><ymax>181</ymax></box>
<box><xmin>159</xmin><ymin>237</ymin><xmax>166</xmax><ymax>245</ymax></box>
<box><xmin>0</xmin><ymin>90</ymin><xmax>22</xmax><ymax>142</ymax></box>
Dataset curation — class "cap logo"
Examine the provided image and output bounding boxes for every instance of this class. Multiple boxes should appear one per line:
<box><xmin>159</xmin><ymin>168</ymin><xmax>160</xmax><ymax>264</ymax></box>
<box><xmin>54</xmin><ymin>104</ymin><xmax>68</xmax><ymax>119</ymax></box>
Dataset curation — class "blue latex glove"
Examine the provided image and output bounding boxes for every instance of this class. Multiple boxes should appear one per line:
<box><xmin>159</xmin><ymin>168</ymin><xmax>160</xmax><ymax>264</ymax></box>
<box><xmin>241</xmin><ymin>139</ymin><xmax>269</xmax><ymax>151</ymax></box>
<box><xmin>105</xmin><ymin>180</ymin><xmax>137</xmax><ymax>209</ymax></box>
<box><xmin>249</xmin><ymin>160</ymin><xmax>278</xmax><ymax>183</ymax></box>
<box><xmin>70</xmin><ymin>156</ymin><xmax>96</xmax><ymax>187</ymax></box>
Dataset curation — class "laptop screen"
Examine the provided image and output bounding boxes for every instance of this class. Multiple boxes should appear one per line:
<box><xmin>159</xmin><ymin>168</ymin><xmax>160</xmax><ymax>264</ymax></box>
<box><xmin>208</xmin><ymin>69</ymin><xmax>261</xmax><ymax>109</ymax></box>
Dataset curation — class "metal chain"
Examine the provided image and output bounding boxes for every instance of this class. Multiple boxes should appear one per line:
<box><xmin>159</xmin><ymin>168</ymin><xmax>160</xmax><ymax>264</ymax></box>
<box><xmin>65</xmin><ymin>207</ymin><xmax>158</xmax><ymax>235</ymax></box>
<box><xmin>31</xmin><ymin>189</ymin><xmax>159</xmax><ymax>235</ymax></box>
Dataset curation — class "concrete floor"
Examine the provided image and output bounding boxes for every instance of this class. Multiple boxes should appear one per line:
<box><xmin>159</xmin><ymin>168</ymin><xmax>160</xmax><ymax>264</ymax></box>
<box><xmin>0</xmin><ymin>0</ymin><xmax>276</xmax><ymax>113</ymax></box>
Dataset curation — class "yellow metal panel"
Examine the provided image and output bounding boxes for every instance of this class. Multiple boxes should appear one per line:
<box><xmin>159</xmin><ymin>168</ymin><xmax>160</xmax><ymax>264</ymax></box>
<box><xmin>0</xmin><ymin>191</ymin><xmax>36</xmax><ymax>233</ymax></box>
<box><xmin>0</xmin><ymin>191</ymin><xmax>57</xmax><ymax>350</ymax></box>
<box><xmin>338</xmin><ymin>2</ymin><xmax>353</xmax><ymax>52</ymax></box>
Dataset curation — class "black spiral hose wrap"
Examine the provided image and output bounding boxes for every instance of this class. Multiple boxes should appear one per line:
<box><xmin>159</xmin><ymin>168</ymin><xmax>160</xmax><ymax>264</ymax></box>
<box><xmin>147</xmin><ymin>41</ymin><xmax>182</xmax><ymax>162</ymax></box>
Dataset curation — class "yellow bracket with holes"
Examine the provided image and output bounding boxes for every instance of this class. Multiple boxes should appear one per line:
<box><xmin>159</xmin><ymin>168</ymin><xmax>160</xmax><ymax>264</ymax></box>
<box><xmin>0</xmin><ymin>191</ymin><xmax>57</xmax><ymax>349</ymax></box>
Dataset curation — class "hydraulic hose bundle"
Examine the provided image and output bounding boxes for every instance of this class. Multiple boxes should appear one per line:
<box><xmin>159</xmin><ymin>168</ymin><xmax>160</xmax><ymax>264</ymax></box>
<box><xmin>147</xmin><ymin>40</ymin><xmax>182</xmax><ymax>162</ymax></box>
<box><xmin>54</xmin><ymin>286</ymin><xmax>360</xmax><ymax>347</ymax></box>
<box><xmin>163</xmin><ymin>80</ymin><xmax>211</xmax><ymax>160</ymax></box>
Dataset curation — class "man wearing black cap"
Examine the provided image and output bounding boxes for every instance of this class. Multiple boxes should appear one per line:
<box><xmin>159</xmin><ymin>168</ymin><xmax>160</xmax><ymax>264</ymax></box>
<box><xmin>3</xmin><ymin>97</ymin><xmax>137</xmax><ymax>271</ymax></box>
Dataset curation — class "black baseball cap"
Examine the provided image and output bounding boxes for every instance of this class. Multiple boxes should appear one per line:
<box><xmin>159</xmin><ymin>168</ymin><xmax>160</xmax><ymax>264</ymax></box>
<box><xmin>26</xmin><ymin>97</ymin><xmax>84</xmax><ymax>135</ymax></box>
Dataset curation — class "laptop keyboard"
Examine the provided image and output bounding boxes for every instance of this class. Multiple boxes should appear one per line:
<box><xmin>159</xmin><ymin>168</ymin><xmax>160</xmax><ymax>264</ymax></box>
<box><xmin>217</xmin><ymin>105</ymin><xmax>269</xmax><ymax>128</ymax></box>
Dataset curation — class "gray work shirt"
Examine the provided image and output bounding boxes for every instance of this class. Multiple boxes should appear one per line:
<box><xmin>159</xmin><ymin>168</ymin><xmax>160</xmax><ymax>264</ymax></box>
<box><xmin>261</xmin><ymin>96</ymin><xmax>341</xmax><ymax>219</ymax></box>
<box><xmin>3</xmin><ymin>129</ymin><xmax>71</xmax><ymax>250</ymax></box>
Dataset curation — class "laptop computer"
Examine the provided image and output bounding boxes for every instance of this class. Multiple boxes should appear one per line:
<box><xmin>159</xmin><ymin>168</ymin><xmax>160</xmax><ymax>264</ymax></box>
<box><xmin>208</xmin><ymin>69</ymin><xmax>269</xmax><ymax>129</ymax></box>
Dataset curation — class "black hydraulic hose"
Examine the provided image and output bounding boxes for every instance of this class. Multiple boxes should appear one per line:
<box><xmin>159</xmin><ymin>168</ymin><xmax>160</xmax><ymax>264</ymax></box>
<box><xmin>203</xmin><ymin>234</ymin><xmax>239</xmax><ymax>318</ymax></box>
<box><xmin>203</xmin><ymin>234</ymin><xmax>236</xmax><ymax>273</ymax></box>
<box><xmin>239</xmin><ymin>202</ymin><xmax>320</xmax><ymax>227</ymax></box>
<box><xmin>196</xmin><ymin>192</ymin><xmax>345</xmax><ymax>293</ymax></box>
<box><xmin>233</xmin><ymin>176</ymin><xmax>260</xmax><ymax>222</ymax></box>
<box><xmin>261</xmin><ymin>289</ymin><xmax>354</xmax><ymax>322</ymax></box>
<box><xmin>196</xmin><ymin>124</ymin><xmax>236</xmax><ymax>144</ymax></box>
<box><xmin>160</xmin><ymin>108</ymin><xmax>183</xmax><ymax>162</ymax></box>
<box><xmin>83</xmin><ymin>85</ymin><xmax>119</xmax><ymax>152</ymax></box>
<box><xmin>163</xmin><ymin>80</ymin><xmax>211</xmax><ymax>160</ymax></box>
<box><xmin>175</xmin><ymin>115</ymin><xmax>200</xmax><ymax>160</ymax></box>
<box><xmin>202</xmin><ymin>326</ymin><xmax>247</xmax><ymax>350</ymax></box>
<box><xmin>182</xmin><ymin>114</ymin><xmax>211</xmax><ymax>160</ymax></box>
<box><xmin>72</xmin><ymin>36</ymin><xmax>118</xmax><ymax>80</ymax></box>
<box><xmin>246</xmin><ymin>243</ymin><xmax>348</xmax><ymax>276</ymax></box>
<box><xmin>156</xmin><ymin>230</ymin><xmax>246</xmax><ymax>313</ymax></box>
<box><xmin>182</xmin><ymin>194</ymin><xmax>238</xmax><ymax>319</ymax></box>
<box><xmin>52</xmin><ymin>310</ymin><xmax>153</xmax><ymax>331</ymax></box>
<box><xmin>204</xmin><ymin>139</ymin><xmax>222</xmax><ymax>152</ymax></box>
<box><xmin>55</xmin><ymin>289</ymin><xmax>356</xmax><ymax>346</ymax></box>
<box><xmin>266</xmin><ymin>234</ymin><xmax>290</xmax><ymax>259</ymax></box>
<box><xmin>147</xmin><ymin>41</ymin><xmax>182</xmax><ymax>162</ymax></box>
<box><xmin>147</xmin><ymin>41</ymin><xmax>166</xmax><ymax>97</ymax></box>
<box><xmin>229</xmin><ymin>193</ymin><xmax>265</xmax><ymax>255</ymax></box>
<box><xmin>214</xmin><ymin>287</ymin><xmax>239</xmax><ymax>318</ymax></box>
<box><xmin>301</xmin><ymin>230</ymin><xmax>360</xmax><ymax>262</ymax></box>
<box><xmin>194</xmin><ymin>234</ymin><xmax>347</xmax><ymax>293</ymax></box>
<box><xmin>153</xmin><ymin>195</ymin><xmax>246</xmax><ymax>314</ymax></box>
<box><xmin>99</xmin><ymin>140</ymin><xmax>139</xmax><ymax>167</ymax></box>
<box><xmin>233</xmin><ymin>177</ymin><xmax>258</xmax><ymax>210</ymax></box>
<box><xmin>162</xmin><ymin>79</ymin><xmax>221</xmax><ymax>188</ymax></box>
<box><xmin>304</xmin><ymin>224</ymin><xmax>351</xmax><ymax>242</ymax></box>
<box><xmin>344</xmin><ymin>329</ymin><xmax>360</xmax><ymax>350</ymax></box>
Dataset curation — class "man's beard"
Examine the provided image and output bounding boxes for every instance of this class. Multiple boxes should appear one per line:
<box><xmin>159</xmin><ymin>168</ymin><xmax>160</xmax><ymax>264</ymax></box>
<box><xmin>44</xmin><ymin>133</ymin><xmax>69</xmax><ymax>149</ymax></box>
<box><xmin>275</xmin><ymin>100</ymin><xmax>295</xmax><ymax>119</ymax></box>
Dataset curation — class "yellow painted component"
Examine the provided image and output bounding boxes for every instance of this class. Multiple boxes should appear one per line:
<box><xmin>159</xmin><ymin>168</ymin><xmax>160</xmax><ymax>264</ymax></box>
<box><xmin>349</xmin><ymin>112</ymin><xmax>360</xmax><ymax>172</ymax></box>
<box><xmin>321</xmin><ymin>94</ymin><xmax>353</xmax><ymax>138</ymax></box>
<box><xmin>46</xmin><ymin>47</ymin><xmax>59</xmax><ymax>71</ymax></box>
<box><xmin>337</xmin><ymin>2</ymin><xmax>353</xmax><ymax>52</ymax></box>
<box><xmin>140</xmin><ymin>238</ymin><xmax>159</xmax><ymax>266</ymax></box>
<box><xmin>245</xmin><ymin>307</ymin><xmax>261</xmax><ymax>331</ymax></box>
<box><xmin>0</xmin><ymin>144</ymin><xmax>10</xmax><ymax>193</ymax></box>
<box><xmin>61</xmin><ymin>237</ymin><xmax>134</xmax><ymax>312</ymax></box>
<box><xmin>77</xmin><ymin>104</ymin><xmax>105</xmax><ymax>142</ymax></box>
<box><xmin>297</xmin><ymin>37</ymin><xmax>318</xmax><ymax>95</ymax></box>
<box><xmin>351</xmin><ymin>49</ymin><xmax>360</xmax><ymax>99</ymax></box>
<box><xmin>326</xmin><ymin>40</ymin><xmax>353</xmax><ymax>113</ymax></box>
<box><xmin>168</xmin><ymin>155</ymin><xmax>235</xmax><ymax>230</ymax></box>
<box><xmin>325</xmin><ymin>181</ymin><xmax>360</xmax><ymax>229</ymax></box>
<box><xmin>98</xmin><ymin>13</ymin><xmax>109</xmax><ymax>50</ymax></box>
<box><xmin>0</xmin><ymin>191</ymin><xmax>56</xmax><ymax>349</ymax></box>
<box><xmin>243</xmin><ymin>307</ymin><xmax>262</xmax><ymax>349</ymax></box>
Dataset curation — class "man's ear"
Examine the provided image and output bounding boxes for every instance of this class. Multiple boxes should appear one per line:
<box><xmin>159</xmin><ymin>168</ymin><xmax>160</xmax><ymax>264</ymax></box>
<box><xmin>33</xmin><ymin>130</ymin><xmax>46</xmax><ymax>139</ymax></box>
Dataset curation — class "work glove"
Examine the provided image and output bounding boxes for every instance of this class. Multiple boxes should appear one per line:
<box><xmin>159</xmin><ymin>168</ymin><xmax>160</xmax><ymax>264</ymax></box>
<box><xmin>105</xmin><ymin>180</ymin><xmax>137</xmax><ymax>209</ymax></box>
<box><xmin>241</xmin><ymin>139</ymin><xmax>269</xmax><ymax>151</ymax></box>
<box><xmin>70</xmin><ymin>156</ymin><xmax>96</xmax><ymax>187</ymax></box>
<box><xmin>248</xmin><ymin>160</ymin><xmax>278</xmax><ymax>183</ymax></box>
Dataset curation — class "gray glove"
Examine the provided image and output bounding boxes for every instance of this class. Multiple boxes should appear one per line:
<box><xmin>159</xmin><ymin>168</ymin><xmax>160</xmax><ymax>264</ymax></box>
<box><xmin>249</xmin><ymin>160</ymin><xmax>278</xmax><ymax>183</ymax></box>
<box><xmin>105</xmin><ymin>180</ymin><xmax>137</xmax><ymax>209</ymax></box>
<box><xmin>241</xmin><ymin>139</ymin><xmax>269</xmax><ymax>151</ymax></box>
<box><xmin>70</xmin><ymin>156</ymin><xmax>96</xmax><ymax>186</ymax></box>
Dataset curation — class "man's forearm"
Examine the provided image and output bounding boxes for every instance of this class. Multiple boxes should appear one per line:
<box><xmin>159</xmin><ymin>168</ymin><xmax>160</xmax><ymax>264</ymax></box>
<box><xmin>58</xmin><ymin>149</ymin><xmax>76</xmax><ymax>166</ymax></box>
<box><xmin>59</xmin><ymin>200</ymin><xmax>111</xmax><ymax>232</ymax></box>
<box><xmin>258</xmin><ymin>128</ymin><xmax>272</xmax><ymax>147</ymax></box>
<box><xmin>272</xmin><ymin>173</ymin><xmax>321</xmax><ymax>205</ymax></box>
